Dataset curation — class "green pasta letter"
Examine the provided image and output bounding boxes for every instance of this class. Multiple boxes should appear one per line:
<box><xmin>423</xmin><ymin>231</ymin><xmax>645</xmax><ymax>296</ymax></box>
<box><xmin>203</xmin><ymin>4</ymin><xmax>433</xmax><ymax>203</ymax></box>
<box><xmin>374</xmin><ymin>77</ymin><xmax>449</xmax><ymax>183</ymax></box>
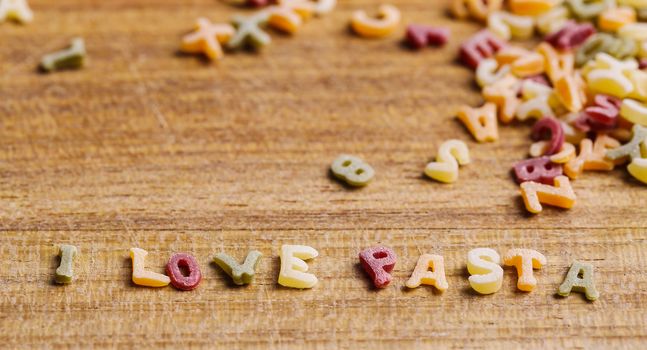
<box><xmin>55</xmin><ymin>244</ymin><xmax>78</xmax><ymax>284</ymax></box>
<box><xmin>40</xmin><ymin>38</ymin><xmax>86</xmax><ymax>72</ymax></box>
<box><xmin>213</xmin><ymin>250</ymin><xmax>262</xmax><ymax>285</ymax></box>
<box><xmin>558</xmin><ymin>261</ymin><xmax>599</xmax><ymax>301</ymax></box>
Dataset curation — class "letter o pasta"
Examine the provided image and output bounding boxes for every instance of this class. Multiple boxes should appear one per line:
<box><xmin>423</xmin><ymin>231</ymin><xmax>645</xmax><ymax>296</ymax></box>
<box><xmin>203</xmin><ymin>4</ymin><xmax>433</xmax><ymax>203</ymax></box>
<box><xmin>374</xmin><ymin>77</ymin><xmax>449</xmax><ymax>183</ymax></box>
<box><xmin>351</xmin><ymin>4</ymin><xmax>401</xmax><ymax>38</ymax></box>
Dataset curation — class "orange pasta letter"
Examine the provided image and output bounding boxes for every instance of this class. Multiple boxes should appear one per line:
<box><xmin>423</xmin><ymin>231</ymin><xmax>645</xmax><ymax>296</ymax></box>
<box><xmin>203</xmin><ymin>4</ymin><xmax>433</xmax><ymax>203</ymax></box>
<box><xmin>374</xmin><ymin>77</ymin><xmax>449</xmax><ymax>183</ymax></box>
<box><xmin>405</xmin><ymin>254</ymin><xmax>448</xmax><ymax>292</ymax></box>
<box><xmin>520</xmin><ymin>175</ymin><xmax>576</xmax><ymax>213</ymax></box>
<box><xmin>503</xmin><ymin>249</ymin><xmax>547</xmax><ymax>292</ymax></box>
<box><xmin>457</xmin><ymin>103</ymin><xmax>499</xmax><ymax>142</ymax></box>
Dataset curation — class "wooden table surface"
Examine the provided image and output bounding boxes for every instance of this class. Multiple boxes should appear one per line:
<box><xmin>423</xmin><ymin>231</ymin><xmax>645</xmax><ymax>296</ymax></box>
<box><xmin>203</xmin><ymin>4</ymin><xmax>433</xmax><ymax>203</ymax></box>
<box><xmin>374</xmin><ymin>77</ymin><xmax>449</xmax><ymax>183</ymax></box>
<box><xmin>1</xmin><ymin>0</ymin><xmax>646</xmax><ymax>348</ymax></box>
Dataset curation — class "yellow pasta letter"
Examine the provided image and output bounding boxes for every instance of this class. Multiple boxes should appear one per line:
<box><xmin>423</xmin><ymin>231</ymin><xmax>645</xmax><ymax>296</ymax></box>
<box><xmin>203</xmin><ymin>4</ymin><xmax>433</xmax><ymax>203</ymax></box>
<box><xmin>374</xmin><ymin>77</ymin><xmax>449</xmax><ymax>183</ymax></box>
<box><xmin>424</xmin><ymin>139</ymin><xmax>471</xmax><ymax>183</ymax></box>
<box><xmin>130</xmin><ymin>248</ymin><xmax>170</xmax><ymax>287</ymax></box>
<box><xmin>467</xmin><ymin>248</ymin><xmax>503</xmax><ymax>294</ymax></box>
<box><xmin>278</xmin><ymin>244</ymin><xmax>318</xmax><ymax>289</ymax></box>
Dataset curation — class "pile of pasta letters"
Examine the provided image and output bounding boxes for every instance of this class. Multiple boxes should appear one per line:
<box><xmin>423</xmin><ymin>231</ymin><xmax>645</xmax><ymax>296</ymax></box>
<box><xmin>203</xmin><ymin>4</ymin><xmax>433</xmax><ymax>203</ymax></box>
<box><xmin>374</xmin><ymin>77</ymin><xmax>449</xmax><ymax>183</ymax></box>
<box><xmin>4</xmin><ymin>0</ymin><xmax>647</xmax><ymax>301</ymax></box>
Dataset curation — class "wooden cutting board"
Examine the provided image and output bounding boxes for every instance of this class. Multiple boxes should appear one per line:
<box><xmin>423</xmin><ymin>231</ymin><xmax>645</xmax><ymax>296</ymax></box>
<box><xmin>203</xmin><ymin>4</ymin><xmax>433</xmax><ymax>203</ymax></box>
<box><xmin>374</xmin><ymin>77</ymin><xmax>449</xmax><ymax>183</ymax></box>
<box><xmin>1</xmin><ymin>0</ymin><xmax>646</xmax><ymax>348</ymax></box>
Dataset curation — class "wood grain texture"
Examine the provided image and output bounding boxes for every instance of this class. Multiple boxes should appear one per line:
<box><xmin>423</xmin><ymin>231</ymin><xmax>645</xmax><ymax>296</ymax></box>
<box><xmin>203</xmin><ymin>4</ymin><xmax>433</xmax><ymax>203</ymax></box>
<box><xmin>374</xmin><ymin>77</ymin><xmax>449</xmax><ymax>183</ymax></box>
<box><xmin>1</xmin><ymin>0</ymin><xmax>647</xmax><ymax>348</ymax></box>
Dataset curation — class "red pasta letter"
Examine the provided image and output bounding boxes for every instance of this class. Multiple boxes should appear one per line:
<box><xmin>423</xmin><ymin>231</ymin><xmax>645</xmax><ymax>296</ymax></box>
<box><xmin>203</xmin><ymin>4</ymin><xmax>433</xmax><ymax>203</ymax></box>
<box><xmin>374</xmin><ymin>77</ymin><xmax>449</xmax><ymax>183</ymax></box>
<box><xmin>406</xmin><ymin>24</ymin><xmax>450</xmax><ymax>49</ymax></box>
<box><xmin>514</xmin><ymin>156</ymin><xmax>563</xmax><ymax>184</ymax></box>
<box><xmin>545</xmin><ymin>21</ymin><xmax>596</xmax><ymax>50</ymax></box>
<box><xmin>576</xmin><ymin>94</ymin><xmax>621</xmax><ymax>132</ymax></box>
<box><xmin>359</xmin><ymin>246</ymin><xmax>397</xmax><ymax>288</ymax></box>
<box><xmin>460</xmin><ymin>30</ymin><xmax>507</xmax><ymax>69</ymax></box>
<box><xmin>166</xmin><ymin>253</ymin><xmax>202</xmax><ymax>291</ymax></box>
<box><xmin>531</xmin><ymin>117</ymin><xmax>565</xmax><ymax>155</ymax></box>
